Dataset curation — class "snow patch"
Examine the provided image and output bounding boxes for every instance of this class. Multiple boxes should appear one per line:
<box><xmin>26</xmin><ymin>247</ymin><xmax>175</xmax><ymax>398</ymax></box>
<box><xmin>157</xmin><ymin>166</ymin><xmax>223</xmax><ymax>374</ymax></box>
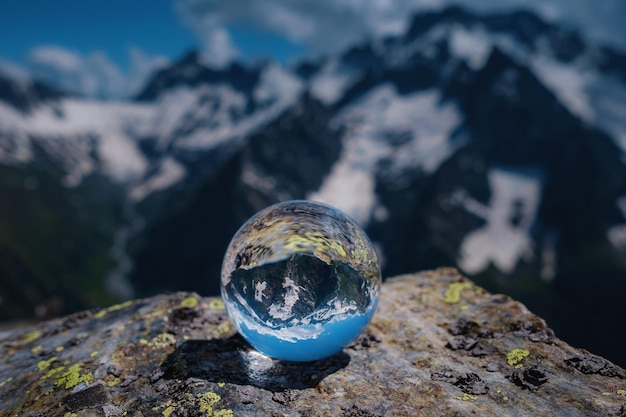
<box><xmin>608</xmin><ymin>197</ymin><xmax>626</xmax><ymax>250</ymax></box>
<box><xmin>255</xmin><ymin>63</ymin><xmax>303</xmax><ymax>106</ymax></box>
<box><xmin>310</xmin><ymin>59</ymin><xmax>359</xmax><ymax>105</ymax></box>
<box><xmin>0</xmin><ymin>98</ymin><xmax>152</xmax><ymax>185</ymax></box>
<box><xmin>459</xmin><ymin>168</ymin><xmax>543</xmax><ymax>274</ymax></box>
<box><xmin>530</xmin><ymin>56</ymin><xmax>594</xmax><ymax>122</ymax></box>
<box><xmin>310</xmin><ymin>84</ymin><xmax>462</xmax><ymax>225</ymax></box>
<box><xmin>449</xmin><ymin>25</ymin><xmax>493</xmax><ymax>70</ymax></box>
<box><xmin>130</xmin><ymin>157</ymin><xmax>186</xmax><ymax>202</ymax></box>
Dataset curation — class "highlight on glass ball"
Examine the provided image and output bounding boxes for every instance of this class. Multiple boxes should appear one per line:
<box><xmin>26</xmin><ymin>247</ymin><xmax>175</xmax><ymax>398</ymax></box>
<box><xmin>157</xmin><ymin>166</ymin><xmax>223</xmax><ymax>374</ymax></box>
<box><xmin>221</xmin><ymin>200</ymin><xmax>381</xmax><ymax>362</ymax></box>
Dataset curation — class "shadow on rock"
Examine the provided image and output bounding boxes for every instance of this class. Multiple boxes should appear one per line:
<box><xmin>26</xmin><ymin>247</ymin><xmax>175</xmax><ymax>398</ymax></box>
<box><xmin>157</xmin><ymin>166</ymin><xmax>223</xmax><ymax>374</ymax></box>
<box><xmin>160</xmin><ymin>334</ymin><xmax>350</xmax><ymax>392</ymax></box>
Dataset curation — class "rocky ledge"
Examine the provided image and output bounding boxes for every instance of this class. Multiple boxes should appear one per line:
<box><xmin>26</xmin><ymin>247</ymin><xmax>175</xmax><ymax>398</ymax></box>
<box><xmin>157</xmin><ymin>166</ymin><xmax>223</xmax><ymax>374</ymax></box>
<box><xmin>0</xmin><ymin>268</ymin><xmax>624</xmax><ymax>416</ymax></box>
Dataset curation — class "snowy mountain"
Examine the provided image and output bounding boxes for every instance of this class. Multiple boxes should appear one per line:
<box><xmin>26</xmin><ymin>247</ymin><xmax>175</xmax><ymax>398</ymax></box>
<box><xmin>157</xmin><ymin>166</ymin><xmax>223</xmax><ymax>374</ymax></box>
<box><xmin>1</xmin><ymin>6</ymin><xmax>626</xmax><ymax>366</ymax></box>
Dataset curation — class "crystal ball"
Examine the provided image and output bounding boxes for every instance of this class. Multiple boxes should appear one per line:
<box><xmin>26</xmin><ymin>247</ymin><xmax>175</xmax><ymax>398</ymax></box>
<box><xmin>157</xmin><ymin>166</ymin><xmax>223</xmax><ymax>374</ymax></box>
<box><xmin>221</xmin><ymin>200</ymin><xmax>381</xmax><ymax>362</ymax></box>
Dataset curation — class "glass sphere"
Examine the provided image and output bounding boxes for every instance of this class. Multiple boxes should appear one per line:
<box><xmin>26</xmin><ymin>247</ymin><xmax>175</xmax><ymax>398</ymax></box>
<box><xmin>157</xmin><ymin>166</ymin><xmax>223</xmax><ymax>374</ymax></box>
<box><xmin>221</xmin><ymin>200</ymin><xmax>381</xmax><ymax>362</ymax></box>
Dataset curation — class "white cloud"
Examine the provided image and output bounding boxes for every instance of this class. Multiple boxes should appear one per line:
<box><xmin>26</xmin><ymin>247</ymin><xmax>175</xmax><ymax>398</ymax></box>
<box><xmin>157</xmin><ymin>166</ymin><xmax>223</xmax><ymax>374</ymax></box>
<box><xmin>0</xmin><ymin>58</ymin><xmax>31</xmax><ymax>83</ymax></box>
<box><xmin>26</xmin><ymin>46</ymin><xmax>168</xmax><ymax>99</ymax></box>
<box><xmin>175</xmin><ymin>0</ymin><xmax>434</xmax><ymax>57</ymax></box>
<box><xmin>127</xmin><ymin>47</ymin><xmax>169</xmax><ymax>93</ymax></box>
<box><xmin>175</xmin><ymin>0</ymin><xmax>626</xmax><ymax>59</ymax></box>
<box><xmin>175</xmin><ymin>4</ymin><xmax>239</xmax><ymax>67</ymax></box>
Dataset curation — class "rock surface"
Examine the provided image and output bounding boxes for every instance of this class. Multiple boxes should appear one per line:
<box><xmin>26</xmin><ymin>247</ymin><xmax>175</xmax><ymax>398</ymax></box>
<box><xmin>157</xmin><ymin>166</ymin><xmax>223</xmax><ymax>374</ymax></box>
<box><xmin>0</xmin><ymin>268</ymin><xmax>624</xmax><ymax>416</ymax></box>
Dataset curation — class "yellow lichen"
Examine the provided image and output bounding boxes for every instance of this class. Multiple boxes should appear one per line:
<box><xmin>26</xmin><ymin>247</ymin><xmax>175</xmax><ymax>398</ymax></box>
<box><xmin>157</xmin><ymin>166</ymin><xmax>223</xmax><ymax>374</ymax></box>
<box><xmin>602</xmin><ymin>392</ymin><xmax>611</xmax><ymax>396</ymax></box>
<box><xmin>350</xmin><ymin>246</ymin><xmax>372</xmax><ymax>266</ymax></box>
<box><xmin>108</xmin><ymin>300</ymin><xmax>133</xmax><ymax>312</ymax></box>
<box><xmin>198</xmin><ymin>392</ymin><xmax>221</xmax><ymax>414</ymax></box>
<box><xmin>506</xmin><ymin>349</ymin><xmax>530</xmax><ymax>367</ymax></box>
<box><xmin>209</xmin><ymin>299</ymin><xmax>225</xmax><ymax>310</ymax></box>
<box><xmin>217</xmin><ymin>381</ymin><xmax>225</xmax><ymax>387</ymax></box>
<box><xmin>162</xmin><ymin>406</ymin><xmax>176</xmax><ymax>417</ymax></box>
<box><xmin>22</xmin><ymin>330</ymin><xmax>42</xmax><ymax>344</ymax></box>
<box><xmin>94</xmin><ymin>309</ymin><xmax>108</xmax><ymax>319</ymax></box>
<box><xmin>0</xmin><ymin>377</ymin><xmax>13</xmax><ymax>388</ymax></box>
<box><xmin>503</xmin><ymin>396</ymin><xmax>509</xmax><ymax>402</ymax></box>
<box><xmin>149</xmin><ymin>333</ymin><xmax>177</xmax><ymax>349</ymax></box>
<box><xmin>107</xmin><ymin>377</ymin><xmax>121</xmax><ymax>387</ymax></box>
<box><xmin>456</xmin><ymin>393</ymin><xmax>478</xmax><ymax>401</ymax></box>
<box><xmin>617</xmin><ymin>389</ymin><xmax>626</xmax><ymax>396</ymax></box>
<box><xmin>54</xmin><ymin>363</ymin><xmax>94</xmax><ymax>389</ymax></box>
<box><xmin>55</xmin><ymin>346</ymin><xmax>64</xmax><ymax>352</ymax></box>
<box><xmin>180</xmin><ymin>296</ymin><xmax>199</xmax><ymax>308</ymax></box>
<box><xmin>197</xmin><ymin>392</ymin><xmax>233</xmax><ymax>416</ymax></box>
<box><xmin>443</xmin><ymin>282</ymin><xmax>472</xmax><ymax>304</ymax></box>
<box><xmin>40</xmin><ymin>365</ymin><xmax>66</xmax><ymax>381</ymax></box>
<box><xmin>31</xmin><ymin>345</ymin><xmax>43</xmax><ymax>354</ymax></box>
<box><xmin>90</xmin><ymin>351</ymin><xmax>99</xmax><ymax>358</ymax></box>
<box><xmin>139</xmin><ymin>338</ymin><xmax>149</xmax><ymax>345</ymax></box>
<box><xmin>37</xmin><ymin>356</ymin><xmax>58</xmax><ymax>371</ymax></box>
<box><xmin>284</xmin><ymin>231</ymin><xmax>347</xmax><ymax>258</ymax></box>
<box><xmin>460</xmin><ymin>305</ymin><xmax>469</xmax><ymax>311</ymax></box>
<box><xmin>64</xmin><ymin>413</ymin><xmax>78</xmax><ymax>417</ymax></box>
<box><xmin>95</xmin><ymin>300</ymin><xmax>134</xmax><ymax>319</ymax></box>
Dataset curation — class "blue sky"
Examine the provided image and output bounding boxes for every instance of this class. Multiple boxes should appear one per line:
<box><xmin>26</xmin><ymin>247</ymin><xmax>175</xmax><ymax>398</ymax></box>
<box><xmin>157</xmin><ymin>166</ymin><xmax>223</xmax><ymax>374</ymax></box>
<box><xmin>1</xmin><ymin>0</ymin><xmax>305</xmax><ymax>69</ymax></box>
<box><xmin>2</xmin><ymin>0</ymin><xmax>191</xmax><ymax>68</ymax></box>
<box><xmin>2</xmin><ymin>0</ymin><xmax>625</xmax><ymax>98</ymax></box>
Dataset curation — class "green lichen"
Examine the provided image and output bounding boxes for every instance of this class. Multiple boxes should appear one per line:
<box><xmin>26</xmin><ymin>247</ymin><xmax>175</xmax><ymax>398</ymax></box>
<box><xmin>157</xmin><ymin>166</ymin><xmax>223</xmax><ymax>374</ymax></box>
<box><xmin>90</xmin><ymin>351</ymin><xmax>99</xmax><ymax>358</ymax></box>
<box><xmin>54</xmin><ymin>362</ymin><xmax>94</xmax><ymax>389</ymax></box>
<box><xmin>162</xmin><ymin>406</ymin><xmax>176</xmax><ymax>417</ymax></box>
<box><xmin>617</xmin><ymin>390</ymin><xmax>626</xmax><ymax>396</ymax></box>
<box><xmin>22</xmin><ymin>330</ymin><xmax>42</xmax><ymax>344</ymax></box>
<box><xmin>180</xmin><ymin>296</ymin><xmax>198</xmax><ymax>308</ymax></box>
<box><xmin>602</xmin><ymin>392</ymin><xmax>611</xmax><ymax>396</ymax></box>
<box><xmin>37</xmin><ymin>356</ymin><xmax>58</xmax><ymax>371</ymax></box>
<box><xmin>506</xmin><ymin>349</ymin><xmax>530</xmax><ymax>367</ymax></box>
<box><xmin>31</xmin><ymin>345</ymin><xmax>43</xmax><ymax>355</ymax></box>
<box><xmin>55</xmin><ymin>346</ymin><xmax>64</xmax><ymax>352</ymax></box>
<box><xmin>443</xmin><ymin>282</ymin><xmax>472</xmax><ymax>304</ymax></box>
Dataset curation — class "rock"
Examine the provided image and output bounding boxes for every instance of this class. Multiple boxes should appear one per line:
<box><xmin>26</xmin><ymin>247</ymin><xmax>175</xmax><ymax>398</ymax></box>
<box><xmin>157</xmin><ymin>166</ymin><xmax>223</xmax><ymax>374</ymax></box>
<box><xmin>0</xmin><ymin>268</ymin><xmax>624</xmax><ymax>416</ymax></box>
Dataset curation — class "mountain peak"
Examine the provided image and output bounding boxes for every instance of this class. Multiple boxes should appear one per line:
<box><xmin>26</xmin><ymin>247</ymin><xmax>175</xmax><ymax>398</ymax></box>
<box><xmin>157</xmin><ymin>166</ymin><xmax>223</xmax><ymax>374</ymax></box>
<box><xmin>135</xmin><ymin>50</ymin><xmax>263</xmax><ymax>102</ymax></box>
<box><xmin>0</xmin><ymin>71</ymin><xmax>65</xmax><ymax>113</ymax></box>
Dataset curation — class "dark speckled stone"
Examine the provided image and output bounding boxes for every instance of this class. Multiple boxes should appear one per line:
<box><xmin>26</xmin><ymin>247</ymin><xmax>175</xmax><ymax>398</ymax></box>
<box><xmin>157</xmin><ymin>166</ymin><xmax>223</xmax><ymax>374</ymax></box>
<box><xmin>0</xmin><ymin>268</ymin><xmax>625</xmax><ymax>416</ymax></box>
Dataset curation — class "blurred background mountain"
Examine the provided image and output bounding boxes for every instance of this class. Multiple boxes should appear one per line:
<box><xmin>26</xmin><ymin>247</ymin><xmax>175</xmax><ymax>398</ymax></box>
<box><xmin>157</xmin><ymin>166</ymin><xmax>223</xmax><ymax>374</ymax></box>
<box><xmin>1</xmin><ymin>0</ymin><xmax>626</xmax><ymax>367</ymax></box>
